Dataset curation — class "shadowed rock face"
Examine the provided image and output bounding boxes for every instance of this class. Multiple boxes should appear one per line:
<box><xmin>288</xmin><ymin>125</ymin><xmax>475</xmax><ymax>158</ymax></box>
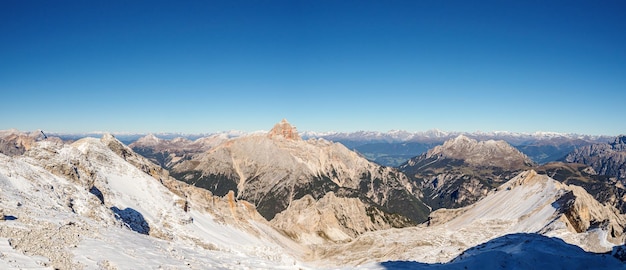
<box><xmin>400</xmin><ymin>135</ymin><xmax>534</xmax><ymax>210</ymax></box>
<box><xmin>111</xmin><ymin>207</ymin><xmax>150</xmax><ymax>235</ymax></box>
<box><xmin>565</xmin><ymin>135</ymin><xmax>626</xmax><ymax>181</ymax></box>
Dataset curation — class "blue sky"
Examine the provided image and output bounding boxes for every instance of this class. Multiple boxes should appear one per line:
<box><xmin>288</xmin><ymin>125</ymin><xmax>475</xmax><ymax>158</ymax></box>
<box><xmin>1</xmin><ymin>1</ymin><xmax>624</xmax><ymax>135</ymax></box>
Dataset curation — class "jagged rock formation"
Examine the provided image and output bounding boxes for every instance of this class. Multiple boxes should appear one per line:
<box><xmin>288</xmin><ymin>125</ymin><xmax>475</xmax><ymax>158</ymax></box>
<box><xmin>400</xmin><ymin>135</ymin><xmax>534</xmax><ymax>210</ymax></box>
<box><xmin>565</xmin><ymin>135</ymin><xmax>626</xmax><ymax>181</ymax></box>
<box><xmin>129</xmin><ymin>133</ymin><xmax>229</xmax><ymax>168</ymax></box>
<box><xmin>537</xmin><ymin>162</ymin><xmax>626</xmax><ymax>214</ymax></box>
<box><xmin>171</xmin><ymin>120</ymin><xmax>430</xmax><ymax>238</ymax></box>
<box><xmin>268</xmin><ymin>118</ymin><xmax>301</xmax><ymax>140</ymax></box>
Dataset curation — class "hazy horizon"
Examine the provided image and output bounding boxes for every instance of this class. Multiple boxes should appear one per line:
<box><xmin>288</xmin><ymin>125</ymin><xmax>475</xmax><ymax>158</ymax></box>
<box><xmin>2</xmin><ymin>1</ymin><xmax>624</xmax><ymax>135</ymax></box>
<box><xmin>4</xmin><ymin>124</ymin><xmax>621</xmax><ymax>137</ymax></box>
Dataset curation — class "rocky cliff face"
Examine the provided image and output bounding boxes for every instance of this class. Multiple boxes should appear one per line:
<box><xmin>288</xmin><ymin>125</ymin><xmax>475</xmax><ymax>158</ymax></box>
<box><xmin>268</xmin><ymin>118</ymin><xmax>301</xmax><ymax>140</ymax></box>
<box><xmin>565</xmin><ymin>135</ymin><xmax>626</xmax><ymax>181</ymax></box>
<box><xmin>400</xmin><ymin>135</ymin><xmax>534</xmax><ymax>210</ymax></box>
<box><xmin>171</xmin><ymin>120</ymin><xmax>430</xmax><ymax>238</ymax></box>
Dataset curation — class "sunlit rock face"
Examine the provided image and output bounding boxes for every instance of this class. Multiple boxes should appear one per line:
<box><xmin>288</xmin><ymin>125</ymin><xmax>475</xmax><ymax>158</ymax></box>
<box><xmin>268</xmin><ymin>118</ymin><xmax>302</xmax><ymax>141</ymax></box>
<box><xmin>171</xmin><ymin>120</ymin><xmax>431</xmax><ymax>240</ymax></box>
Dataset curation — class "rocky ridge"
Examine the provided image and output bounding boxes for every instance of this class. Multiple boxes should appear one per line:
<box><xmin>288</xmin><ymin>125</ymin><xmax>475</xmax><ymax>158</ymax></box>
<box><xmin>565</xmin><ymin>135</ymin><xmax>626</xmax><ymax>181</ymax></box>
<box><xmin>400</xmin><ymin>135</ymin><xmax>534</xmax><ymax>210</ymax></box>
<box><xmin>536</xmin><ymin>162</ymin><xmax>626</xmax><ymax>215</ymax></box>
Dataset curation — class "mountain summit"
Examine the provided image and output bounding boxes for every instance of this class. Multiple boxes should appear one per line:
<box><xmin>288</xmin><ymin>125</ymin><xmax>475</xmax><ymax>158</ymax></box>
<box><xmin>171</xmin><ymin>120</ymin><xmax>430</xmax><ymax>243</ymax></box>
<box><xmin>400</xmin><ymin>135</ymin><xmax>534</xmax><ymax>210</ymax></box>
<box><xmin>268</xmin><ymin>118</ymin><xmax>301</xmax><ymax>140</ymax></box>
<box><xmin>426</xmin><ymin>134</ymin><xmax>534</xmax><ymax>169</ymax></box>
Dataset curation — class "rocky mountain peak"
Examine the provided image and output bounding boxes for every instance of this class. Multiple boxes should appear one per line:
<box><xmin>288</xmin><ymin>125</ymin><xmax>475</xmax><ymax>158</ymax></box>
<box><xmin>440</xmin><ymin>134</ymin><xmax>474</xmax><ymax>150</ymax></box>
<box><xmin>427</xmin><ymin>135</ymin><xmax>533</xmax><ymax>168</ymax></box>
<box><xmin>268</xmin><ymin>119</ymin><xmax>301</xmax><ymax>140</ymax></box>
<box><xmin>133</xmin><ymin>134</ymin><xmax>162</xmax><ymax>146</ymax></box>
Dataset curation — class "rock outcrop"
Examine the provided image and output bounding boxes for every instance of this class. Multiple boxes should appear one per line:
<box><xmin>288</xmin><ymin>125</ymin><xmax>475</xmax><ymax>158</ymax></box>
<box><xmin>268</xmin><ymin>118</ymin><xmax>301</xmax><ymax>140</ymax></box>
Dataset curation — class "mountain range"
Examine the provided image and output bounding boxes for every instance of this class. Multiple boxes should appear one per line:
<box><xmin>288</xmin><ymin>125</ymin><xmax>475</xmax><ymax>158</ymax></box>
<box><xmin>0</xmin><ymin>122</ymin><xmax>625</xmax><ymax>269</ymax></box>
<box><xmin>54</xmin><ymin>129</ymin><xmax>614</xmax><ymax>167</ymax></box>
<box><xmin>168</xmin><ymin>119</ymin><xmax>430</xmax><ymax>243</ymax></box>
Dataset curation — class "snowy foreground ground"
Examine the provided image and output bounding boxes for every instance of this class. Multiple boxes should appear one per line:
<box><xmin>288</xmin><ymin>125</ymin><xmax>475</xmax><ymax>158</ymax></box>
<box><xmin>0</xmin><ymin>136</ymin><xmax>624</xmax><ymax>269</ymax></box>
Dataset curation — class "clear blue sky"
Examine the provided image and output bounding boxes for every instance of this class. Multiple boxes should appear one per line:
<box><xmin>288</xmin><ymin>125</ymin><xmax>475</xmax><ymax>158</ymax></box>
<box><xmin>1</xmin><ymin>1</ymin><xmax>624</xmax><ymax>135</ymax></box>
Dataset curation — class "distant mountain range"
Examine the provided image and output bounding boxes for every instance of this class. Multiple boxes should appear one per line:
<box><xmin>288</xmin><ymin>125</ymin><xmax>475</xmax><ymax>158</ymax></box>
<box><xmin>302</xmin><ymin>130</ymin><xmax>613</xmax><ymax>166</ymax></box>
<box><xmin>51</xmin><ymin>129</ymin><xmax>615</xmax><ymax>167</ymax></box>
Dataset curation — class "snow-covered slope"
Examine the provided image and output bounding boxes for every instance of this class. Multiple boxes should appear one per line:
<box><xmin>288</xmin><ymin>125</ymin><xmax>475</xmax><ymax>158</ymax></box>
<box><xmin>0</xmin><ymin>135</ymin><xmax>307</xmax><ymax>269</ymax></box>
<box><xmin>311</xmin><ymin>170</ymin><xmax>626</xmax><ymax>267</ymax></box>
<box><xmin>372</xmin><ymin>234</ymin><xmax>625</xmax><ymax>270</ymax></box>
